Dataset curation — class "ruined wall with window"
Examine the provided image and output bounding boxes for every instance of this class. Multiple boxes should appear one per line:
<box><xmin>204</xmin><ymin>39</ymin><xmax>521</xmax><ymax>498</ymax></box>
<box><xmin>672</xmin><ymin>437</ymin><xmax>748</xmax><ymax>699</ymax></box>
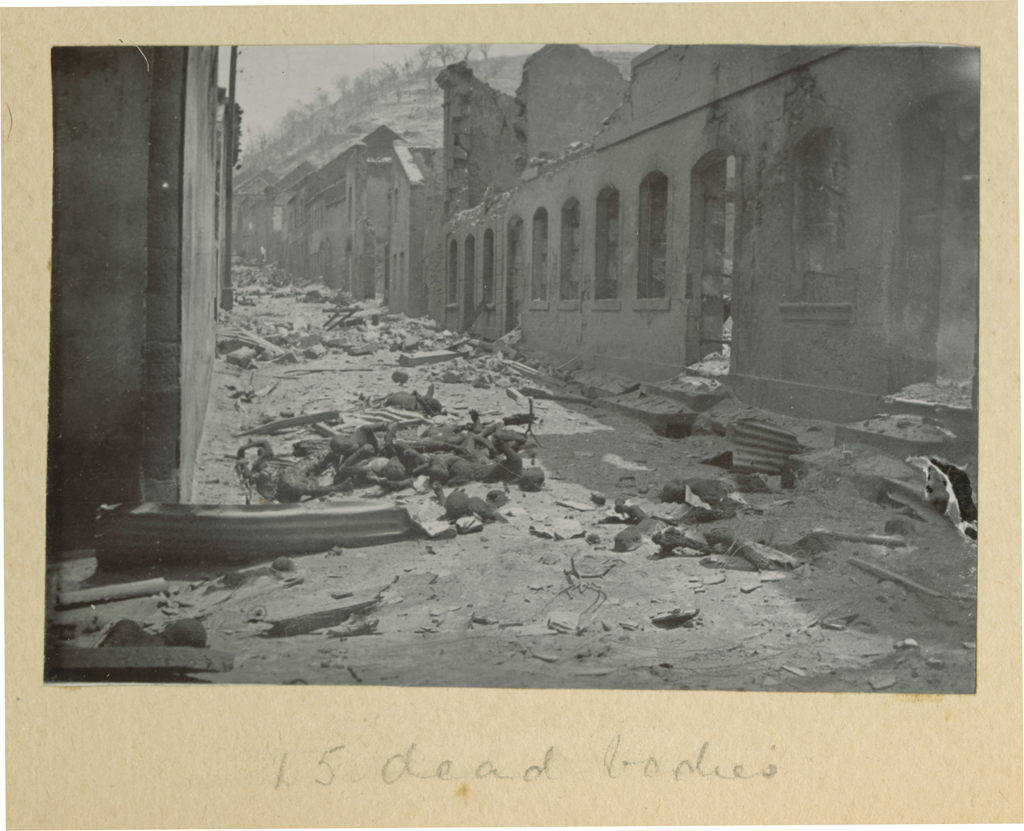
<box><xmin>711</xmin><ymin>47</ymin><xmax>980</xmax><ymax>417</ymax></box>
<box><xmin>436</xmin><ymin>46</ymin><xmax>977</xmax><ymax>415</ymax></box>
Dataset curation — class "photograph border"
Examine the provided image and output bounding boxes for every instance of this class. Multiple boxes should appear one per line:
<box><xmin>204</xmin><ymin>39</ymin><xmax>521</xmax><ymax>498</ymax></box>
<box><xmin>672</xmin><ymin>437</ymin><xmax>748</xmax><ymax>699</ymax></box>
<box><xmin>5</xmin><ymin>3</ymin><xmax>1021</xmax><ymax>827</ymax></box>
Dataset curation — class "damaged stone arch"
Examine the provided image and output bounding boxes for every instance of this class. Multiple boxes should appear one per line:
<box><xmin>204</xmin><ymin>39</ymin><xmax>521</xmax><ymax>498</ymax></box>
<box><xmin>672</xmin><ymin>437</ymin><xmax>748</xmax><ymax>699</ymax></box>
<box><xmin>505</xmin><ymin>214</ymin><xmax>524</xmax><ymax>332</ymax></box>
<box><xmin>482</xmin><ymin>227</ymin><xmax>495</xmax><ymax>306</ymax></box>
<box><xmin>463</xmin><ymin>232</ymin><xmax>476</xmax><ymax>328</ymax></box>
<box><xmin>446</xmin><ymin>236</ymin><xmax>459</xmax><ymax>306</ymax></box>
<box><xmin>560</xmin><ymin>197</ymin><xmax>582</xmax><ymax>301</ymax></box>
<box><xmin>531</xmin><ymin>207</ymin><xmax>549</xmax><ymax>302</ymax></box>
<box><xmin>687</xmin><ymin>147</ymin><xmax>741</xmax><ymax>361</ymax></box>
<box><xmin>594</xmin><ymin>185</ymin><xmax>621</xmax><ymax>301</ymax></box>
<box><xmin>637</xmin><ymin>170</ymin><xmax>669</xmax><ymax>299</ymax></box>
<box><xmin>791</xmin><ymin>126</ymin><xmax>847</xmax><ymax>302</ymax></box>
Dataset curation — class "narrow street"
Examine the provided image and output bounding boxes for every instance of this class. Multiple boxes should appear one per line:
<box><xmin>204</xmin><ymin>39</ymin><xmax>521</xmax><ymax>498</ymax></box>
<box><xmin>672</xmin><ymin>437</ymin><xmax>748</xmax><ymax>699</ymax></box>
<box><xmin>48</xmin><ymin>268</ymin><xmax>977</xmax><ymax>692</ymax></box>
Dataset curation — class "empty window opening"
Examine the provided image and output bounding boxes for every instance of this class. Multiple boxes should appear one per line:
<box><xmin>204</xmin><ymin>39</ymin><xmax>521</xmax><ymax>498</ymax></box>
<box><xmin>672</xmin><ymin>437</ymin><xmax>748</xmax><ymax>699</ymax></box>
<box><xmin>506</xmin><ymin>216</ymin><xmax>524</xmax><ymax>332</ymax></box>
<box><xmin>464</xmin><ymin>234</ymin><xmax>476</xmax><ymax>314</ymax></box>
<box><xmin>447</xmin><ymin>238</ymin><xmax>458</xmax><ymax>305</ymax></box>
<box><xmin>794</xmin><ymin>128</ymin><xmax>843</xmax><ymax>293</ymax></box>
<box><xmin>532</xmin><ymin>208</ymin><xmax>549</xmax><ymax>302</ymax></box>
<box><xmin>482</xmin><ymin>228</ymin><xmax>495</xmax><ymax>305</ymax></box>
<box><xmin>688</xmin><ymin>153</ymin><xmax>739</xmax><ymax>359</ymax></box>
<box><xmin>560</xmin><ymin>198</ymin><xmax>582</xmax><ymax>300</ymax></box>
<box><xmin>595</xmin><ymin>187</ymin><xmax>620</xmax><ymax>300</ymax></box>
<box><xmin>638</xmin><ymin>171</ymin><xmax>669</xmax><ymax>299</ymax></box>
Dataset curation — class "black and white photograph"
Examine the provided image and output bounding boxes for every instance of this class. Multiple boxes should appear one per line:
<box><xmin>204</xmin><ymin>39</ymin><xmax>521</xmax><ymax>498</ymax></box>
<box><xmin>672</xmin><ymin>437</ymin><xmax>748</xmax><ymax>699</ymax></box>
<box><xmin>45</xmin><ymin>41</ymin><xmax>980</xmax><ymax>692</ymax></box>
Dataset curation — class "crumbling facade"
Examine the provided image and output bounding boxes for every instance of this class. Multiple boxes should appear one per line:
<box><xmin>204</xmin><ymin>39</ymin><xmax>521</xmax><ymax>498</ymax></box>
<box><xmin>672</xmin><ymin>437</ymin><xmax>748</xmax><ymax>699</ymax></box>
<box><xmin>435</xmin><ymin>61</ymin><xmax>526</xmax><ymax>222</ymax></box>
<box><xmin>515</xmin><ymin>44</ymin><xmax>628</xmax><ymax>160</ymax></box>
<box><xmin>437</xmin><ymin>45</ymin><xmax>979</xmax><ymax>420</ymax></box>
<box><xmin>50</xmin><ymin>46</ymin><xmax>223</xmax><ymax>551</ymax></box>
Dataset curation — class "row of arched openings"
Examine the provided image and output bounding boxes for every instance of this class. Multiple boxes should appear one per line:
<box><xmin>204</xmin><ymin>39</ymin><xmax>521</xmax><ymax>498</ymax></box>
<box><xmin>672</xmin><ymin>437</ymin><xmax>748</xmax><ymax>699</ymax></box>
<box><xmin>447</xmin><ymin>171</ymin><xmax>671</xmax><ymax>313</ymax></box>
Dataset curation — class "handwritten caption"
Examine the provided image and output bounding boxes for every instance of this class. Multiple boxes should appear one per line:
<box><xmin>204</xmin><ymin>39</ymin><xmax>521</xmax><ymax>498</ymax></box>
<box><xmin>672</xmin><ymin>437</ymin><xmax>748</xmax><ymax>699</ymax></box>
<box><xmin>275</xmin><ymin>735</ymin><xmax>778</xmax><ymax>788</ymax></box>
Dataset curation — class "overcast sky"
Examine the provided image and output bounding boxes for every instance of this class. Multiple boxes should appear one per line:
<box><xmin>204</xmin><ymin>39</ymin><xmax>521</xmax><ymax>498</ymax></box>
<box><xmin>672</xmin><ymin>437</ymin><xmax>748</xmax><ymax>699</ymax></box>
<box><xmin>218</xmin><ymin>44</ymin><xmax>648</xmax><ymax>139</ymax></box>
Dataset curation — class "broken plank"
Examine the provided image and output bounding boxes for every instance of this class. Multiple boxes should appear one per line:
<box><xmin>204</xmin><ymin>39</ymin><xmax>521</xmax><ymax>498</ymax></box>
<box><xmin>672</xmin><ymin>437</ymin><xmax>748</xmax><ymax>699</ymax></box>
<box><xmin>217</xmin><ymin>327</ymin><xmax>285</xmax><ymax>357</ymax></box>
<box><xmin>505</xmin><ymin>360</ymin><xmax>553</xmax><ymax>382</ymax></box>
<box><xmin>56</xmin><ymin>577</ymin><xmax>170</xmax><ymax>609</ymax></box>
<box><xmin>398</xmin><ymin>350</ymin><xmax>460</xmax><ymax>367</ymax></box>
<box><xmin>519</xmin><ymin>386</ymin><xmax>594</xmax><ymax>406</ymax></box>
<box><xmin>262</xmin><ymin>595</ymin><xmax>381</xmax><ymax>638</ymax></box>
<box><xmin>827</xmin><ymin>531</ymin><xmax>910</xmax><ymax>547</ymax></box>
<box><xmin>848</xmin><ymin>557</ymin><xmax>944</xmax><ymax>598</ymax></box>
<box><xmin>280</xmin><ymin>368</ymin><xmax>375</xmax><ymax>375</ymax></box>
<box><xmin>555</xmin><ymin>499</ymin><xmax>595</xmax><ymax>512</ymax></box>
<box><xmin>323</xmin><ymin>308</ymin><xmax>358</xmax><ymax>330</ymax></box>
<box><xmin>737</xmin><ymin>540</ymin><xmax>800</xmax><ymax>570</ymax></box>
<box><xmin>50</xmin><ymin>647</ymin><xmax>233</xmax><ymax>673</ymax></box>
<box><xmin>234</xmin><ymin>410</ymin><xmax>340</xmax><ymax>438</ymax></box>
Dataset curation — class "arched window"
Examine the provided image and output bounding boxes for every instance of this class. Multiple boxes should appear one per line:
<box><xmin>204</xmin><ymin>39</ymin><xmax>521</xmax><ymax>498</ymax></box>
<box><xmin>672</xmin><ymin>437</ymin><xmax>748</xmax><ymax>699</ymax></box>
<box><xmin>595</xmin><ymin>187</ymin><xmax>620</xmax><ymax>300</ymax></box>
<box><xmin>463</xmin><ymin>234</ymin><xmax>476</xmax><ymax>312</ymax></box>
<box><xmin>688</xmin><ymin>152</ymin><xmax>739</xmax><ymax>298</ymax></box>
<box><xmin>560</xmin><ymin>198</ymin><xmax>582</xmax><ymax>300</ymax></box>
<box><xmin>794</xmin><ymin>128</ymin><xmax>842</xmax><ymax>283</ymax></box>
<box><xmin>531</xmin><ymin>208</ymin><xmax>549</xmax><ymax>302</ymax></box>
<box><xmin>482</xmin><ymin>228</ymin><xmax>495</xmax><ymax>305</ymax></box>
<box><xmin>506</xmin><ymin>216</ymin><xmax>524</xmax><ymax>332</ymax></box>
<box><xmin>447</xmin><ymin>238</ymin><xmax>458</xmax><ymax>305</ymax></box>
<box><xmin>638</xmin><ymin>171</ymin><xmax>669</xmax><ymax>299</ymax></box>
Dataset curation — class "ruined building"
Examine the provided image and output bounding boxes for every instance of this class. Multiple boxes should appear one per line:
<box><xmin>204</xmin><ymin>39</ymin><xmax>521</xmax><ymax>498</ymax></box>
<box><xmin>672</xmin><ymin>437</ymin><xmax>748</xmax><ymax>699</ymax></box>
<box><xmin>437</xmin><ymin>45</ymin><xmax>979</xmax><ymax>421</ymax></box>
<box><xmin>431</xmin><ymin>45</ymin><xmax>628</xmax><ymax>331</ymax></box>
<box><xmin>233</xmin><ymin>161</ymin><xmax>314</xmax><ymax>264</ymax></box>
<box><xmin>234</xmin><ymin>124</ymin><xmax>442</xmax><ymax>309</ymax></box>
<box><xmin>49</xmin><ymin>46</ymin><xmax>224</xmax><ymax>551</ymax></box>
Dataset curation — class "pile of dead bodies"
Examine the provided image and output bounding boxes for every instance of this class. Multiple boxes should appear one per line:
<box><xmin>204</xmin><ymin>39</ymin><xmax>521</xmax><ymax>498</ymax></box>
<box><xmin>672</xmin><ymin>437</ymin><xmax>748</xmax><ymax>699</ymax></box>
<box><xmin>234</xmin><ymin>400</ymin><xmax>545</xmax><ymax>511</ymax></box>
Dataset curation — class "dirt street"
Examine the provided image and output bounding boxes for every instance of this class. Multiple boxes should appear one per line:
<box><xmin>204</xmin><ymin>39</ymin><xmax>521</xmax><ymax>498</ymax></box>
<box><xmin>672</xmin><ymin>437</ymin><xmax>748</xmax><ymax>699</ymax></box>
<box><xmin>46</xmin><ymin>279</ymin><xmax>977</xmax><ymax>692</ymax></box>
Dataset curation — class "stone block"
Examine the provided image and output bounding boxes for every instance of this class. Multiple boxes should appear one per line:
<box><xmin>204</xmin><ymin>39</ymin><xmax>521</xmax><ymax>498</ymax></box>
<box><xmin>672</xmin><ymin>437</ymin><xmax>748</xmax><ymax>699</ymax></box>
<box><xmin>225</xmin><ymin>346</ymin><xmax>256</xmax><ymax>367</ymax></box>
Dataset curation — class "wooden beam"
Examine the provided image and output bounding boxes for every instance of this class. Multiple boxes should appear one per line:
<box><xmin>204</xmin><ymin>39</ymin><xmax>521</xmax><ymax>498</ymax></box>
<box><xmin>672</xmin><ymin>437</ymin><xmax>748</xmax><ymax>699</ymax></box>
<box><xmin>56</xmin><ymin>578</ymin><xmax>170</xmax><ymax>609</ymax></box>
<box><xmin>234</xmin><ymin>410</ymin><xmax>341</xmax><ymax>438</ymax></box>
<box><xmin>849</xmin><ymin>557</ymin><xmax>944</xmax><ymax>598</ymax></box>
<box><xmin>398</xmin><ymin>350</ymin><xmax>460</xmax><ymax>367</ymax></box>
<box><xmin>262</xmin><ymin>595</ymin><xmax>381</xmax><ymax>637</ymax></box>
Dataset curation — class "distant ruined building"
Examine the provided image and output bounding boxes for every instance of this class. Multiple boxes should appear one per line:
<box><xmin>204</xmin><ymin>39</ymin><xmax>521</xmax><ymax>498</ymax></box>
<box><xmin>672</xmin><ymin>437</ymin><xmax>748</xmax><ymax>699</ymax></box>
<box><xmin>232</xmin><ymin>125</ymin><xmax>441</xmax><ymax>310</ymax></box>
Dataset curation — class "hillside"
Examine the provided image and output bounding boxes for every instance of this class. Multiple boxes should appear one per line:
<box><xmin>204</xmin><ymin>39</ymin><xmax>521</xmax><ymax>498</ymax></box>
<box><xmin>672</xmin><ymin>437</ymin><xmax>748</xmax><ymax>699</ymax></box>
<box><xmin>236</xmin><ymin>47</ymin><xmax>641</xmax><ymax>184</ymax></box>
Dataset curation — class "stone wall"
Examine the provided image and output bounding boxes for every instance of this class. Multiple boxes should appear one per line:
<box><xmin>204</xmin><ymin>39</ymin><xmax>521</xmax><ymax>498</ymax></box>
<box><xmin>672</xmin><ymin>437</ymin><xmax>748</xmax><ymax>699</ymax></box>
<box><xmin>49</xmin><ymin>46</ymin><xmax>220</xmax><ymax>552</ymax></box>
<box><xmin>516</xmin><ymin>45</ymin><xmax>627</xmax><ymax>159</ymax></box>
<box><xmin>436</xmin><ymin>62</ymin><xmax>526</xmax><ymax>219</ymax></box>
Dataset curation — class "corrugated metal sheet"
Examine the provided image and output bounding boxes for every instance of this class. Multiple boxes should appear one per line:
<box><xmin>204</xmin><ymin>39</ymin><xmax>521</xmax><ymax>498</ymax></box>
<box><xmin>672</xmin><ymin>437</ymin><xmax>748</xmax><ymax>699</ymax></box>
<box><xmin>95</xmin><ymin>501</ymin><xmax>416</xmax><ymax>567</ymax></box>
<box><xmin>729</xmin><ymin>420</ymin><xmax>799</xmax><ymax>473</ymax></box>
<box><xmin>731</xmin><ymin>448</ymin><xmax>789</xmax><ymax>475</ymax></box>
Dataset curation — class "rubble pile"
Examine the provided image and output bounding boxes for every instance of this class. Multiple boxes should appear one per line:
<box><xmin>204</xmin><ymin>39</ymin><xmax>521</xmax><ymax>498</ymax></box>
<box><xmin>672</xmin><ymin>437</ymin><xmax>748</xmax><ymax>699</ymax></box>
<box><xmin>45</xmin><ymin>265</ymin><xmax>977</xmax><ymax>692</ymax></box>
<box><xmin>229</xmin><ymin>259</ymin><xmax>292</xmax><ymax>292</ymax></box>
